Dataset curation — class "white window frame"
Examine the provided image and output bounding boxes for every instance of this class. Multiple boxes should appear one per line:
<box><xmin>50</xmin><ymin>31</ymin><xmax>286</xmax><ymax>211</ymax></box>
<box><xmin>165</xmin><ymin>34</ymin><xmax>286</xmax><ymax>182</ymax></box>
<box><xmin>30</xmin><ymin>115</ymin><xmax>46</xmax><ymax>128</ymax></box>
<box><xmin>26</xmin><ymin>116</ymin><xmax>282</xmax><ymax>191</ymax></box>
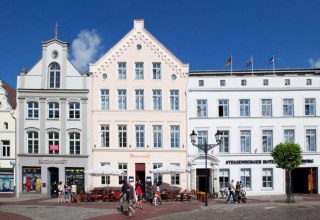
<box><xmin>240</xmin><ymin>99</ymin><xmax>250</xmax><ymax>117</ymax></box>
<box><xmin>197</xmin><ymin>100</ymin><xmax>207</xmax><ymax>117</ymax></box>
<box><xmin>27</xmin><ymin>101</ymin><xmax>39</xmax><ymax>119</ymax></box>
<box><xmin>152</xmin><ymin>63</ymin><xmax>161</xmax><ymax>79</ymax></box>
<box><xmin>101</xmin><ymin>89</ymin><xmax>109</xmax><ymax>110</ymax></box>
<box><xmin>306</xmin><ymin>129</ymin><xmax>316</xmax><ymax>152</ymax></box>
<box><xmin>153</xmin><ymin>90</ymin><xmax>162</xmax><ymax>110</ymax></box>
<box><xmin>69</xmin><ymin>132</ymin><xmax>80</xmax><ymax>155</ymax></box>
<box><xmin>48</xmin><ymin>131</ymin><xmax>59</xmax><ymax>155</ymax></box>
<box><xmin>136</xmin><ymin>125</ymin><xmax>145</xmax><ymax>148</ymax></box>
<box><xmin>27</xmin><ymin>131</ymin><xmax>39</xmax><ymax>154</ymax></box>
<box><xmin>69</xmin><ymin>102</ymin><xmax>80</xmax><ymax>119</ymax></box>
<box><xmin>100</xmin><ymin>125</ymin><xmax>110</xmax><ymax>148</ymax></box>
<box><xmin>305</xmin><ymin>98</ymin><xmax>315</xmax><ymax>116</ymax></box>
<box><xmin>135</xmin><ymin>89</ymin><xmax>144</xmax><ymax>110</ymax></box>
<box><xmin>135</xmin><ymin>62</ymin><xmax>144</xmax><ymax>79</ymax></box>
<box><xmin>153</xmin><ymin>163</ymin><xmax>163</xmax><ymax>185</ymax></box>
<box><xmin>262</xmin><ymin>130</ymin><xmax>273</xmax><ymax>152</ymax></box>
<box><xmin>219</xmin><ymin>130</ymin><xmax>229</xmax><ymax>153</ymax></box>
<box><xmin>261</xmin><ymin>99</ymin><xmax>272</xmax><ymax>117</ymax></box>
<box><xmin>240</xmin><ymin>168</ymin><xmax>251</xmax><ymax>189</ymax></box>
<box><xmin>170</xmin><ymin>163</ymin><xmax>180</xmax><ymax>185</ymax></box>
<box><xmin>153</xmin><ymin>125</ymin><xmax>162</xmax><ymax>148</ymax></box>
<box><xmin>1</xmin><ymin>140</ymin><xmax>10</xmax><ymax>157</ymax></box>
<box><xmin>170</xmin><ymin>125</ymin><xmax>180</xmax><ymax>148</ymax></box>
<box><xmin>240</xmin><ymin>130</ymin><xmax>251</xmax><ymax>153</ymax></box>
<box><xmin>118</xmin><ymin>89</ymin><xmax>127</xmax><ymax>110</ymax></box>
<box><xmin>49</xmin><ymin>62</ymin><xmax>61</xmax><ymax>88</ymax></box>
<box><xmin>118</xmin><ymin>125</ymin><xmax>127</xmax><ymax>148</ymax></box>
<box><xmin>262</xmin><ymin>168</ymin><xmax>273</xmax><ymax>189</ymax></box>
<box><xmin>170</xmin><ymin>90</ymin><xmax>179</xmax><ymax>111</ymax></box>
<box><xmin>218</xmin><ymin>99</ymin><xmax>229</xmax><ymax>117</ymax></box>
<box><xmin>48</xmin><ymin>102</ymin><xmax>59</xmax><ymax>119</ymax></box>
<box><xmin>118</xmin><ymin>62</ymin><xmax>127</xmax><ymax>79</ymax></box>
<box><xmin>219</xmin><ymin>169</ymin><xmax>230</xmax><ymax>188</ymax></box>
<box><xmin>118</xmin><ymin>163</ymin><xmax>128</xmax><ymax>184</ymax></box>
<box><xmin>284</xmin><ymin>129</ymin><xmax>295</xmax><ymax>143</ymax></box>
<box><xmin>283</xmin><ymin>99</ymin><xmax>294</xmax><ymax>117</ymax></box>
<box><xmin>101</xmin><ymin>162</ymin><xmax>111</xmax><ymax>185</ymax></box>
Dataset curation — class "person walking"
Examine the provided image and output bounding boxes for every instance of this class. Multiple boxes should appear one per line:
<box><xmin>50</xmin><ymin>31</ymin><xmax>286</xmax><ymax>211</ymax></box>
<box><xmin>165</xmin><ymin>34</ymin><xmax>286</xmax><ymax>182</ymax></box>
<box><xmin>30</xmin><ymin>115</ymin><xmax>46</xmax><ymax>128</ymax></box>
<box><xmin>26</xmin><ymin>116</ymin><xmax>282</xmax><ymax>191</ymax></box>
<box><xmin>71</xmin><ymin>182</ymin><xmax>77</xmax><ymax>203</ymax></box>
<box><xmin>154</xmin><ymin>181</ymin><xmax>163</xmax><ymax>205</ymax></box>
<box><xmin>235</xmin><ymin>181</ymin><xmax>241</xmax><ymax>203</ymax></box>
<box><xmin>135</xmin><ymin>180</ymin><xmax>143</xmax><ymax>209</ymax></box>
<box><xmin>57</xmin><ymin>181</ymin><xmax>64</xmax><ymax>204</ymax></box>
<box><xmin>118</xmin><ymin>179</ymin><xmax>128</xmax><ymax>214</ymax></box>
<box><xmin>127</xmin><ymin>181</ymin><xmax>136</xmax><ymax>217</ymax></box>
<box><xmin>64</xmin><ymin>182</ymin><xmax>70</xmax><ymax>203</ymax></box>
<box><xmin>226</xmin><ymin>179</ymin><xmax>236</xmax><ymax>203</ymax></box>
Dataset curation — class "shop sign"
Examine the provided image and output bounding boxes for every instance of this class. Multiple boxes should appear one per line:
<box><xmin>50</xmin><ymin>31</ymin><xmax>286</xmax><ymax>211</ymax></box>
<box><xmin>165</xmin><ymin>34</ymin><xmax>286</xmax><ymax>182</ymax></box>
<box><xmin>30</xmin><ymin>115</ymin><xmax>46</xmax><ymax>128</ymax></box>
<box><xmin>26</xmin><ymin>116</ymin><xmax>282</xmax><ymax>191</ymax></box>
<box><xmin>129</xmin><ymin>153</ymin><xmax>150</xmax><ymax>158</ymax></box>
<box><xmin>38</xmin><ymin>159</ymin><xmax>67</xmax><ymax>164</ymax></box>
<box><xmin>226</xmin><ymin>159</ymin><xmax>314</xmax><ymax>165</ymax></box>
<box><xmin>49</xmin><ymin>145</ymin><xmax>59</xmax><ymax>151</ymax></box>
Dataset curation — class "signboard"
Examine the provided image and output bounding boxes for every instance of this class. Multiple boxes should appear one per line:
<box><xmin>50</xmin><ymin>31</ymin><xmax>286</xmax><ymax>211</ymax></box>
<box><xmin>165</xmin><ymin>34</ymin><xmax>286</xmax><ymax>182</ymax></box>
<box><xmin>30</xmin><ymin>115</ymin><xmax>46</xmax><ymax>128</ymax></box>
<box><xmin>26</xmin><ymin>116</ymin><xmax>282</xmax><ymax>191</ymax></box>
<box><xmin>146</xmin><ymin>176</ymin><xmax>151</xmax><ymax>182</ymax></box>
<box><xmin>129</xmin><ymin>176</ymin><xmax>134</xmax><ymax>182</ymax></box>
<box><xmin>49</xmin><ymin>145</ymin><xmax>59</xmax><ymax>151</ymax></box>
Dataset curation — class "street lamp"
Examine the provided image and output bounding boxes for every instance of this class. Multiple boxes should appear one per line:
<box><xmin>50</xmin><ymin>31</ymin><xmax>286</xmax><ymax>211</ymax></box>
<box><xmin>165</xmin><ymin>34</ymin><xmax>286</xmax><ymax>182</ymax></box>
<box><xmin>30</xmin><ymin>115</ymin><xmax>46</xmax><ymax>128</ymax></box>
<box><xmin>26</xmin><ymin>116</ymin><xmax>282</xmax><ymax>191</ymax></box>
<box><xmin>190</xmin><ymin>129</ymin><xmax>221</xmax><ymax>206</ymax></box>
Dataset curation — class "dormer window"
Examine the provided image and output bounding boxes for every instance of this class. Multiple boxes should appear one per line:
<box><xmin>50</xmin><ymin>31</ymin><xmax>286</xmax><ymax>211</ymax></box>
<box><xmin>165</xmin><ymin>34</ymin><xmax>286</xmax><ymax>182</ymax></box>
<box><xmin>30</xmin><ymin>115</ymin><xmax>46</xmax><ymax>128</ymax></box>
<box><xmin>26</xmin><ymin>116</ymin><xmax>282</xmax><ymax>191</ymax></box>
<box><xmin>49</xmin><ymin>62</ymin><xmax>61</xmax><ymax>88</ymax></box>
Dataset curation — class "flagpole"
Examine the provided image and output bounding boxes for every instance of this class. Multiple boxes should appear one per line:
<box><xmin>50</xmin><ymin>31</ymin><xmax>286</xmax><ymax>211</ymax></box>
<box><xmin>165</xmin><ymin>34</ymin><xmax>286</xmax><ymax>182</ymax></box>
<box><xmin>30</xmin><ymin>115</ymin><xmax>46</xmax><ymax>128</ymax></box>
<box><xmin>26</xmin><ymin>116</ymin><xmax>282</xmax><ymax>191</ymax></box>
<box><xmin>231</xmin><ymin>55</ymin><xmax>233</xmax><ymax>76</ymax></box>
<box><xmin>251</xmin><ymin>56</ymin><xmax>253</xmax><ymax>75</ymax></box>
<box><xmin>272</xmin><ymin>54</ymin><xmax>275</xmax><ymax>75</ymax></box>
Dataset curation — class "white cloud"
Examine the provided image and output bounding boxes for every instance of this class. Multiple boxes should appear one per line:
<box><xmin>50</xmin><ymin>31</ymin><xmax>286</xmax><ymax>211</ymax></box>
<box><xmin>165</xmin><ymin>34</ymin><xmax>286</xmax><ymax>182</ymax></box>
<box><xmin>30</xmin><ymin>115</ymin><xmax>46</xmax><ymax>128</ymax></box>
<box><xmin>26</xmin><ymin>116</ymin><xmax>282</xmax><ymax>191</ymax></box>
<box><xmin>71</xmin><ymin>29</ymin><xmax>102</xmax><ymax>72</ymax></box>
<box><xmin>308</xmin><ymin>58</ymin><xmax>320</xmax><ymax>68</ymax></box>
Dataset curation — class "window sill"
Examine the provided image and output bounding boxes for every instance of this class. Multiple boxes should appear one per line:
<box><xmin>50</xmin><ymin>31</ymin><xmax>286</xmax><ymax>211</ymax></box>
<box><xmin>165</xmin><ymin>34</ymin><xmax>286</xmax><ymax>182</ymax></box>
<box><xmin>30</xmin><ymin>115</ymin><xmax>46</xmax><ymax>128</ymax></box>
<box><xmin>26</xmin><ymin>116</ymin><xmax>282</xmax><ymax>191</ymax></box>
<box><xmin>26</xmin><ymin>118</ymin><xmax>39</xmax><ymax>120</ymax></box>
<box><xmin>68</xmin><ymin>118</ymin><xmax>80</xmax><ymax>121</ymax></box>
<box><xmin>47</xmin><ymin>118</ymin><xmax>60</xmax><ymax>121</ymax></box>
<box><xmin>261</xmin><ymin>188</ymin><xmax>274</xmax><ymax>191</ymax></box>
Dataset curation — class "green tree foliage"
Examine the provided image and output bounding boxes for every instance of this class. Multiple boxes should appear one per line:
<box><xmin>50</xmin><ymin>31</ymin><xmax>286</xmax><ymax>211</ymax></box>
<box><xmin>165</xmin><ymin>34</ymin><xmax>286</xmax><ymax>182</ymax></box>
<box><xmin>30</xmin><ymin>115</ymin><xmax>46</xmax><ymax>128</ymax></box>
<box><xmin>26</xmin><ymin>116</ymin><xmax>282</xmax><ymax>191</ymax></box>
<box><xmin>271</xmin><ymin>142</ymin><xmax>302</xmax><ymax>170</ymax></box>
<box><xmin>271</xmin><ymin>142</ymin><xmax>302</xmax><ymax>203</ymax></box>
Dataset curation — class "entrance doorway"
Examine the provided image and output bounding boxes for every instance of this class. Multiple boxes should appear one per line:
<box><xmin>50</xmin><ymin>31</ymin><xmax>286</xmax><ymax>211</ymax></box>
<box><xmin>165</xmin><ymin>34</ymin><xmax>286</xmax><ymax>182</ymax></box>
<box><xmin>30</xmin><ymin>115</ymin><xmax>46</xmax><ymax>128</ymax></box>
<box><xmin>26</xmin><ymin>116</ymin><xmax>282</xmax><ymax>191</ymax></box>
<box><xmin>48</xmin><ymin>167</ymin><xmax>59</xmax><ymax>198</ymax></box>
<box><xmin>196</xmin><ymin>169</ymin><xmax>210</xmax><ymax>192</ymax></box>
<box><xmin>135</xmin><ymin>163</ymin><xmax>145</xmax><ymax>194</ymax></box>
<box><xmin>292</xmin><ymin>167</ymin><xmax>317</xmax><ymax>194</ymax></box>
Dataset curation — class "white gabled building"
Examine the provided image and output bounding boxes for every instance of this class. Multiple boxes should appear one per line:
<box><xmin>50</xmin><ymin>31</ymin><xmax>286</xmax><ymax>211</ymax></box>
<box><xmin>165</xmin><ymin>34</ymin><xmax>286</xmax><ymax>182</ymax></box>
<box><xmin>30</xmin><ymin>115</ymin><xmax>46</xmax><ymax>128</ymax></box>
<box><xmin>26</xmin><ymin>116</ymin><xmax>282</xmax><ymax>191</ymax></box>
<box><xmin>89</xmin><ymin>19</ymin><xmax>189</xmax><ymax>196</ymax></box>
<box><xmin>16</xmin><ymin>31</ymin><xmax>91</xmax><ymax>197</ymax></box>
<box><xmin>0</xmin><ymin>80</ymin><xmax>16</xmax><ymax>194</ymax></box>
<box><xmin>187</xmin><ymin>68</ymin><xmax>320</xmax><ymax>196</ymax></box>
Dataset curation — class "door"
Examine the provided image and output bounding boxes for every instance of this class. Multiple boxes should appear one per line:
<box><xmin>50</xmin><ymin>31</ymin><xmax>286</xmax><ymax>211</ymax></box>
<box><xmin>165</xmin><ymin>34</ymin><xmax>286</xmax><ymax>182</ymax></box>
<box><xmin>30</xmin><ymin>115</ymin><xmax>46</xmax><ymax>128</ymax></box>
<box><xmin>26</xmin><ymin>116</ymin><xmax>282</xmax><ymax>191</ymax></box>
<box><xmin>48</xmin><ymin>167</ymin><xmax>59</xmax><ymax>198</ymax></box>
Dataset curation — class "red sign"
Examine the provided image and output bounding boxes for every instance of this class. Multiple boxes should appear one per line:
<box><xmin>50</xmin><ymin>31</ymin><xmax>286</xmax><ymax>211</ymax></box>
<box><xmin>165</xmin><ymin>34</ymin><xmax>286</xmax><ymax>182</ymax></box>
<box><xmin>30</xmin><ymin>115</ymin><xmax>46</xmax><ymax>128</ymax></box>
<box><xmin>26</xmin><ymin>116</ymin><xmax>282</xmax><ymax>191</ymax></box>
<box><xmin>50</xmin><ymin>145</ymin><xmax>59</xmax><ymax>151</ymax></box>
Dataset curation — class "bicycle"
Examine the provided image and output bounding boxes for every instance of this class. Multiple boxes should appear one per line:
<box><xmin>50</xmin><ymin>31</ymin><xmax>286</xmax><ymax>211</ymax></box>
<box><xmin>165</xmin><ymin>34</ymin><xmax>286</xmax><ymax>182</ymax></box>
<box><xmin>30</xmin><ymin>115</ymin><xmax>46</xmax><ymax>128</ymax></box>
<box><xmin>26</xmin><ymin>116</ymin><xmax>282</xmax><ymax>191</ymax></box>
<box><xmin>214</xmin><ymin>188</ymin><xmax>229</xmax><ymax>199</ymax></box>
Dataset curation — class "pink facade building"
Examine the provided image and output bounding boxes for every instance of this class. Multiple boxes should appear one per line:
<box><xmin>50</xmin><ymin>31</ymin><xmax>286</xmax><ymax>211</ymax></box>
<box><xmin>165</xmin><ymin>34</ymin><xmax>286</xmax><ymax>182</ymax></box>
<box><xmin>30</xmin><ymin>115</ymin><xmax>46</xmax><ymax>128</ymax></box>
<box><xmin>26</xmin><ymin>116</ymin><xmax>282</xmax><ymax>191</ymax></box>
<box><xmin>89</xmin><ymin>20</ymin><xmax>189</xmax><ymax>193</ymax></box>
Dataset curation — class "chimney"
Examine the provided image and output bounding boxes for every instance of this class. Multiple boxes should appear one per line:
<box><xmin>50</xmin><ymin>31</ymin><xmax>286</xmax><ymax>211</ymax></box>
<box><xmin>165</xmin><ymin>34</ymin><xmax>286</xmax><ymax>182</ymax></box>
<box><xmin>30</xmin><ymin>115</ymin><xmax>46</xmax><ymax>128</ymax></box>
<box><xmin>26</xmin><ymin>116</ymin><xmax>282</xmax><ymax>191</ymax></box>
<box><xmin>134</xmin><ymin>19</ymin><xmax>144</xmax><ymax>30</ymax></box>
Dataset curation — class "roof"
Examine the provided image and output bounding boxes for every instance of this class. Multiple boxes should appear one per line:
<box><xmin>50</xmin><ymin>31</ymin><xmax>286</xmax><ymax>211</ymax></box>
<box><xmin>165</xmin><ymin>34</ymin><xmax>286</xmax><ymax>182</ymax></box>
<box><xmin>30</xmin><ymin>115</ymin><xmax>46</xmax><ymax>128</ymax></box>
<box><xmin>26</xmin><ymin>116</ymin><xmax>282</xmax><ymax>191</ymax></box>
<box><xmin>0</xmin><ymin>80</ymin><xmax>16</xmax><ymax>109</ymax></box>
<box><xmin>189</xmin><ymin>68</ymin><xmax>320</xmax><ymax>77</ymax></box>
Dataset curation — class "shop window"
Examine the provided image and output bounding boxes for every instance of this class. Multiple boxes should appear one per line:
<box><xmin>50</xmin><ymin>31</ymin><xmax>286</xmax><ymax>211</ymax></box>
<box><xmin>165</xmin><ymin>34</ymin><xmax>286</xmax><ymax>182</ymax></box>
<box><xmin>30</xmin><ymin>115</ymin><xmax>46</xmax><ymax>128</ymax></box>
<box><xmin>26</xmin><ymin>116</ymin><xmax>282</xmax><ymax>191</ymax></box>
<box><xmin>65</xmin><ymin>167</ymin><xmax>85</xmax><ymax>193</ymax></box>
<box><xmin>22</xmin><ymin>167</ymin><xmax>41</xmax><ymax>193</ymax></box>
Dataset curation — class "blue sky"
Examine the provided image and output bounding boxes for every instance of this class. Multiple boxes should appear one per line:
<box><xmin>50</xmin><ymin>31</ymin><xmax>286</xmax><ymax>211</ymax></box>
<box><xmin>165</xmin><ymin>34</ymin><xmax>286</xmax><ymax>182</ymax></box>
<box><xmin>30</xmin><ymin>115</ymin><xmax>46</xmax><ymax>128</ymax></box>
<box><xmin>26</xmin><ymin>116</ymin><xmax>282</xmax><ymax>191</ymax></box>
<box><xmin>1</xmin><ymin>0</ymin><xmax>320</xmax><ymax>88</ymax></box>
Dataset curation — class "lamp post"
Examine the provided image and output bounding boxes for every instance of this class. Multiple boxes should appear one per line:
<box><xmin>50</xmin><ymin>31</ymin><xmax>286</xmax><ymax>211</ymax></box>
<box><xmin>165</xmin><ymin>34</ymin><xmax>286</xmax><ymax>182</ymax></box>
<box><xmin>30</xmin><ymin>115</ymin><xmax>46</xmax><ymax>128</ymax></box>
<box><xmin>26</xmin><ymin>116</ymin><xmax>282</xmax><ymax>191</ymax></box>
<box><xmin>190</xmin><ymin>129</ymin><xmax>221</xmax><ymax>206</ymax></box>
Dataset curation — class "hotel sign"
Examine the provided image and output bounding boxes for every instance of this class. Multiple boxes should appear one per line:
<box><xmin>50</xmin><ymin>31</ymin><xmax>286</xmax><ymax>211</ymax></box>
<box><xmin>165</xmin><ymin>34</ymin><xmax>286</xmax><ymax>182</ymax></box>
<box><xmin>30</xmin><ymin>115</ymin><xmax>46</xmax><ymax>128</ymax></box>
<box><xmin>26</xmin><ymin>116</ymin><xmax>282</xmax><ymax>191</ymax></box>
<box><xmin>129</xmin><ymin>153</ymin><xmax>150</xmax><ymax>158</ymax></box>
<box><xmin>226</xmin><ymin>159</ymin><xmax>314</xmax><ymax>165</ymax></box>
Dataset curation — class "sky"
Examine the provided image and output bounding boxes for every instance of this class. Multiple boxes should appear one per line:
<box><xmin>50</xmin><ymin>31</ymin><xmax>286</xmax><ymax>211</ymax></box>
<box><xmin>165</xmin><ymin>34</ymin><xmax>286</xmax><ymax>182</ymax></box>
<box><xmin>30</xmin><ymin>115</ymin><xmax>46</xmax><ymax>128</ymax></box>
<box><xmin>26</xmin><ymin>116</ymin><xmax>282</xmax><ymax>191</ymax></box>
<box><xmin>1</xmin><ymin>0</ymin><xmax>320</xmax><ymax>89</ymax></box>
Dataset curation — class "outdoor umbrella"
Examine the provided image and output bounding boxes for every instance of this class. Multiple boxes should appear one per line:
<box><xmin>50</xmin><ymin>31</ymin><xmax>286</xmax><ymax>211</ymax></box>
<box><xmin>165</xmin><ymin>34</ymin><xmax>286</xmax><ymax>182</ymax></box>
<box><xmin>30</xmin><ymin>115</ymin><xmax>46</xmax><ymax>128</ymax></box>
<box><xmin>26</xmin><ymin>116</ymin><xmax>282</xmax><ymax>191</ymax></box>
<box><xmin>150</xmin><ymin>164</ymin><xmax>186</xmax><ymax>193</ymax></box>
<box><xmin>85</xmin><ymin>165</ymin><xmax>127</xmax><ymax>193</ymax></box>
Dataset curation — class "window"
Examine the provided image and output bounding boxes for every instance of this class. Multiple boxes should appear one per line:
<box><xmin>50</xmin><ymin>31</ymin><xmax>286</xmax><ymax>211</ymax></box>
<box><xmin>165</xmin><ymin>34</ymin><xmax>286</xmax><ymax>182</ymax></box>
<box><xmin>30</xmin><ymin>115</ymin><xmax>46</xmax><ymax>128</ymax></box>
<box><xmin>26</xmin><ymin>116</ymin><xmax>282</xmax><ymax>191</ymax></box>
<box><xmin>197</xmin><ymin>131</ymin><xmax>208</xmax><ymax>153</ymax></box>
<box><xmin>170</xmin><ymin>125</ymin><xmax>180</xmax><ymax>148</ymax></box>
<box><xmin>69</xmin><ymin>102</ymin><xmax>80</xmax><ymax>119</ymax></box>
<box><xmin>305</xmin><ymin>98</ymin><xmax>315</xmax><ymax>116</ymax></box>
<box><xmin>170</xmin><ymin>163</ymin><xmax>180</xmax><ymax>185</ymax></box>
<box><xmin>118</xmin><ymin>62</ymin><xmax>127</xmax><ymax>79</ymax></box>
<box><xmin>219</xmin><ymin>169</ymin><xmax>230</xmax><ymax>188</ymax></box>
<box><xmin>136</xmin><ymin>125</ymin><xmax>145</xmax><ymax>148</ymax></box>
<box><xmin>100</xmin><ymin>125</ymin><xmax>110</xmax><ymax>147</ymax></box>
<box><xmin>197</xmin><ymin>100</ymin><xmax>207</xmax><ymax>117</ymax></box>
<box><xmin>152</xmin><ymin>63</ymin><xmax>161</xmax><ymax>79</ymax></box>
<box><xmin>118</xmin><ymin>163</ymin><xmax>128</xmax><ymax>184</ymax></box>
<box><xmin>118</xmin><ymin>125</ymin><xmax>127</xmax><ymax>148</ymax></box>
<box><xmin>261</xmin><ymin>99</ymin><xmax>272</xmax><ymax>117</ymax></box>
<box><xmin>48</xmin><ymin>132</ymin><xmax>59</xmax><ymax>154</ymax></box>
<box><xmin>48</xmin><ymin>102</ymin><xmax>59</xmax><ymax>119</ymax></box>
<box><xmin>4</xmin><ymin>122</ymin><xmax>8</xmax><ymax>130</ymax></box>
<box><xmin>153</xmin><ymin>163</ymin><xmax>163</xmax><ymax>185</ymax></box>
<box><xmin>240</xmin><ymin>130</ymin><xmax>251</xmax><ymax>153</ymax></box>
<box><xmin>283</xmin><ymin>99</ymin><xmax>294</xmax><ymax>116</ymax></box>
<box><xmin>153</xmin><ymin>125</ymin><xmax>162</xmax><ymax>148</ymax></box>
<box><xmin>101</xmin><ymin>90</ymin><xmax>109</xmax><ymax>110</ymax></box>
<box><xmin>135</xmin><ymin>62</ymin><xmax>144</xmax><ymax>79</ymax></box>
<box><xmin>262</xmin><ymin>168</ymin><xmax>273</xmax><ymax>188</ymax></box>
<box><xmin>218</xmin><ymin>99</ymin><xmax>229</xmax><ymax>117</ymax></box>
<box><xmin>170</xmin><ymin>90</ymin><xmax>179</xmax><ymax>111</ymax></box>
<box><xmin>220</xmin><ymin>80</ymin><xmax>226</xmax><ymax>86</ymax></box>
<box><xmin>219</xmin><ymin>131</ymin><xmax>229</xmax><ymax>153</ymax></box>
<box><xmin>101</xmin><ymin>162</ymin><xmax>110</xmax><ymax>185</ymax></box>
<box><xmin>135</xmin><ymin>90</ymin><xmax>144</xmax><ymax>110</ymax></box>
<box><xmin>262</xmin><ymin>130</ymin><xmax>273</xmax><ymax>152</ymax></box>
<box><xmin>27</xmin><ymin>131</ymin><xmax>39</xmax><ymax>154</ymax></box>
<box><xmin>306</xmin><ymin>79</ymin><xmax>312</xmax><ymax>85</ymax></box>
<box><xmin>118</xmin><ymin>90</ymin><xmax>127</xmax><ymax>110</ymax></box>
<box><xmin>1</xmin><ymin>140</ymin><xmax>10</xmax><ymax>157</ymax></box>
<box><xmin>263</xmin><ymin>79</ymin><xmax>269</xmax><ymax>86</ymax></box>
<box><xmin>241</xmin><ymin>79</ymin><xmax>247</xmax><ymax>86</ymax></box>
<box><xmin>284</xmin><ymin>129</ymin><xmax>295</xmax><ymax>143</ymax></box>
<box><xmin>152</xmin><ymin>90</ymin><xmax>162</xmax><ymax>110</ymax></box>
<box><xmin>69</xmin><ymin>132</ymin><xmax>80</xmax><ymax>155</ymax></box>
<box><xmin>27</xmin><ymin>101</ymin><xmax>39</xmax><ymax>119</ymax></box>
<box><xmin>240</xmin><ymin>99</ymin><xmax>250</xmax><ymax>117</ymax></box>
<box><xmin>240</xmin><ymin>169</ymin><xmax>251</xmax><ymax>189</ymax></box>
<box><xmin>199</xmin><ymin>80</ymin><xmax>204</xmax><ymax>86</ymax></box>
<box><xmin>306</xmin><ymin>129</ymin><xmax>316</xmax><ymax>151</ymax></box>
<box><xmin>285</xmin><ymin>79</ymin><xmax>290</xmax><ymax>86</ymax></box>
<box><xmin>49</xmin><ymin>62</ymin><xmax>60</xmax><ymax>88</ymax></box>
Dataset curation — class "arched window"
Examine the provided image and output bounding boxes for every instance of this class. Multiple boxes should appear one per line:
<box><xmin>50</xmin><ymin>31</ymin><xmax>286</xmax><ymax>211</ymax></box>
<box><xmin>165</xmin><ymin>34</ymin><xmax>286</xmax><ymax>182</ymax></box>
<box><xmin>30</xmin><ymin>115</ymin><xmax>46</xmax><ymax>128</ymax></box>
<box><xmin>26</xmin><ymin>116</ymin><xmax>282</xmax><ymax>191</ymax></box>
<box><xmin>49</xmin><ymin>62</ymin><xmax>61</xmax><ymax>88</ymax></box>
<box><xmin>27</xmin><ymin>101</ymin><xmax>39</xmax><ymax>118</ymax></box>
<box><xmin>48</xmin><ymin>132</ymin><xmax>59</xmax><ymax>154</ymax></box>
<box><xmin>69</xmin><ymin>132</ymin><xmax>80</xmax><ymax>155</ymax></box>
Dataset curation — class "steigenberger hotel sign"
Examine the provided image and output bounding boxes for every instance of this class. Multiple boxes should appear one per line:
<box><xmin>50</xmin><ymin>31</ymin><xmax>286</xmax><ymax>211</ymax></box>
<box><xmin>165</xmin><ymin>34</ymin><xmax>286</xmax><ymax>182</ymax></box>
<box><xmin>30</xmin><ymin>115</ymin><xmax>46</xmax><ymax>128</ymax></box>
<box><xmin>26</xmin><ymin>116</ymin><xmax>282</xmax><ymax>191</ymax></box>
<box><xmin>226</xmin><ymin>159</ymin><xmax>314</xmax><ymax>165</ymax></box>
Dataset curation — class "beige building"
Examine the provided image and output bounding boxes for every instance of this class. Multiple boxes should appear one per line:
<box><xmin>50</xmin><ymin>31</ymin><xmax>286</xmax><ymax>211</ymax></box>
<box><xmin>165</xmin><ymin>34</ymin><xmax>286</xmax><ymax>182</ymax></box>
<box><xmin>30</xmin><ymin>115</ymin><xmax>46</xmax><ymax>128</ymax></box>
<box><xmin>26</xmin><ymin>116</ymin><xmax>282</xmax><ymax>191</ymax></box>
<box><xmin>89</xmin><ymin>20</ymin><xmax>189</xmax><ymax>196</ymax></box>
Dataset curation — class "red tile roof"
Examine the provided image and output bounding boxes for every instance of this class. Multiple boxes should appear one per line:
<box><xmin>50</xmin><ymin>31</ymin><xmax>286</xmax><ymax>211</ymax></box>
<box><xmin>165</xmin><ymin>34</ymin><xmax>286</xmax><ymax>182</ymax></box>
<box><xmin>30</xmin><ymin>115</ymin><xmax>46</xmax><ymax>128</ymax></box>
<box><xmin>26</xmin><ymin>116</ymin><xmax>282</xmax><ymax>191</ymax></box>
<box><xmin>1</xmin><ymin>80</ymin><xmax>16</xmax><ymax>109</ymax></box>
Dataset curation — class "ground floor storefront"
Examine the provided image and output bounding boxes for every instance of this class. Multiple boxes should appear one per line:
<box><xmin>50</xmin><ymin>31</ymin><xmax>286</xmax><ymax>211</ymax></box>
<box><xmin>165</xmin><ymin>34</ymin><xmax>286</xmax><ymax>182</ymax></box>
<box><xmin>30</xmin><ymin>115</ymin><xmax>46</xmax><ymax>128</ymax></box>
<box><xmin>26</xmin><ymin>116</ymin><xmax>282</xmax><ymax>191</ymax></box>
<box><xmin>188</xmin><ymin>154</ymin><xmax>320</xmax><ymax>196</ymax></box>
<box><xmin>90</xmin><ymin>150</ymin><xmax>188</xmax><ymax>199</ymax></box>
<box><xmin>16</xmin><ymin>156</ymin><xmax>89</xmax><ymax>197</ymax></box>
